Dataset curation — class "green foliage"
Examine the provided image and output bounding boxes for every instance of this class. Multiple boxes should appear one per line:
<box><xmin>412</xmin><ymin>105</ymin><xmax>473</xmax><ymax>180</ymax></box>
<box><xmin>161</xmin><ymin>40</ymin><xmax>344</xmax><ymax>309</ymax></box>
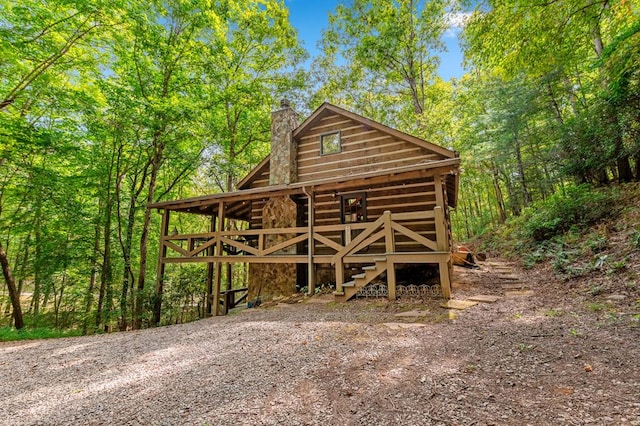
<box><xmin>631</xmin><ymin>229</ymin><xmax>640</xmax><ymax>249</ymax></box>
<box><xmin>586</xmin><ymin>302</ymin><xmax>607</xmax><ymax>312</ymax></box>
<box><xmin>0</xmin><ymin>326</ymin><xmax>82</xmax><ymax>342</ymax></box>
<box><xmin>0</xmin><ymin>0</ymin><xmax>306</xmax><ymax>334</ymax></box>
<box><xmin>543</xmin><ymin>308</ymin><xmax>563</xmax><ymax>317</ymax></box>
<box><xmin>523</xmin><ymin>185</ymin><xmax>615</xmax><ymax>241</ymax></box>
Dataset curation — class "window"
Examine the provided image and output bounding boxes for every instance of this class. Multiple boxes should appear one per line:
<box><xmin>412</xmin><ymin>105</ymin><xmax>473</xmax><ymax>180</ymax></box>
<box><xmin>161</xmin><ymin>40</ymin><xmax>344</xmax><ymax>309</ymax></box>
<box><xmin>320</xmin><ymin>131</ymin><xmax>341</xmax><ymax>155</ymax></box>
<box><xmin>341</xmin><ymin>193</ymin><xmax>366</xmax><ymax>224</ymax></box>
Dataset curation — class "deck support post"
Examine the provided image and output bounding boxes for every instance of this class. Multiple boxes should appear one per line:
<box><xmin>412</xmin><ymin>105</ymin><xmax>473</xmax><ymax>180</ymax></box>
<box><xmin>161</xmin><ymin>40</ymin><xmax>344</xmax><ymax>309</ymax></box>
<box><xmin>335</xmin><ymin>257</ymin><xmax>344</xmax><ymax>294</ymax></box>
<box><xmin>434</xmin><ymin>175</ymin><xmax>452</xmax><ymax>299</ymax></box>
<box><xmin>153</xmin><ymin>209</ymin><xmax>170</xmax><ymax>326</ymax></box>
<box><xmin>383</xmin><ymin>211</ymin><xmax>396</xmax><ymax>300</ymax></box>
<box><xmin>434</xmin><ymin>205</ymin><xmax>451</xmax><ymax>298</ymax></box>
<box><xmin>305</xmin><ymin>187</ymin><xmax>316</xmax><ymax>295</ymax></box>
<box><xmin>214</xmin><ymin>201</ymin><xmax>225</xmax><ymax>315</ymax></box>
<box><xmin>205</xmin><ymin>215</ymin><xmax>215</xmax><ymax>317</ymax></box>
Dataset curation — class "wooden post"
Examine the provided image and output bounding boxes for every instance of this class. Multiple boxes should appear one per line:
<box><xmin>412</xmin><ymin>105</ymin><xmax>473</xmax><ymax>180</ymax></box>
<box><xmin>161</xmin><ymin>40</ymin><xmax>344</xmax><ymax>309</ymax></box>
<box><xmin>214</xmin><ymin>201</ymin><xmax>225</xmax><ymax>315</ymax></box>
<box><xmin>435</xmin><ymin>206</ymin><xmax>447</xmax><ymax>251</ymax></box>
<box><xmin>388</xmin><ymin>260</ymin><xmax>396</xmax><ymax>300</ymax></box>
<box><xmin>434</xmin><ymin>174</ymin><xmax>445</xmax><ymax>211</ymax></box>
<box><xmin>434</xmin><ymin>174</ymin><xmax>452</xmax><ymax>298</ymax></box>
<box><xmin>435</xmin><ymin>205</ymin><xmax>451</xmax><ymax>298</ymax></box>
<box><xmin>153</xmin><ymin>209</ymin><xmax>170</xmax><ymax>326</ymax></box>
<box><xmin>335</xmin><ymin>257</ymin><xmax>344</xmax><ymax>293</ymax></box>
<box><xmin>205</xmin><ymin>215</ymin><xmax>215</xmax><ymax>317</ymax></box>
<box><xmin>306</xmin><ymin>187</ymin><xmax>316</xmax><ymax>295</ymax></box>
<box><xmin>439</xmin><ymin>260</ymin><xmax>452</xmax><ymax>299</ymax></box>
<box><xmin>383</xmin><ymin>210</ymin><xmax>395</xmax><ymax>300</ymax></box>
<box><xmin>383</xmin><ymin>210</ymin><xmax>394</xmax><ymax>253</ymax></box>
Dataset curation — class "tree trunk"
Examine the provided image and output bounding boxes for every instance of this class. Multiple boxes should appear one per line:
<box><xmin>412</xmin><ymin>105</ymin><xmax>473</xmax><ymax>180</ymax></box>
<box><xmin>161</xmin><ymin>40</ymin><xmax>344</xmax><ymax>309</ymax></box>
<box><xmin>96</xmin><ymin>149</ymin><xmax>116</xmax><ymax>331</ymax></box>
<box><xmin>119</xmin><ymin>190</ymin><xmax>137</xmax><ymax>331</ymax></box>
<box><xmin>31</xmin><ymin>208</ymin><xmax>42</xmax><ymax>315</ymax></box>
<box><xmin>591</xmin><ymin>16</ymin><xmax>633</xmax><ymax>182</ymax></box>
<box><xmin>82</xmin><ymin>218</ymin><xmax>101</xmax><ymax>335</ymax></box>
<box><xmin>491</xmin><ymin>163</ymin><xmax>507</xmax><ymax>223</ymax></box>
<box><xmin>0</xmin><ymin>241</ymin><xmax>24</xmax><ymax>329</ymax></box>
<box><xmin>513</xmin><ymin>135</ymin><xmax>531</xmax><ymax>207</ymax></box>
<box><xmin>134</xmin><ymin>141</ymin><xmax>165</xmax><ymax>329</ymax></box>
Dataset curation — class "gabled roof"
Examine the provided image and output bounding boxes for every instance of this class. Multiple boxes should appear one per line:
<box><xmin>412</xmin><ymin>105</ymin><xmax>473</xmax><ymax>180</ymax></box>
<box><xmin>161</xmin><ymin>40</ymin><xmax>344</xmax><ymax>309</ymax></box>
<box><xmin>238</xmin><ymin>102</ymin><xmax>458</xmax><ymax>191</ymax></box>
<box><xmin>293</xmin><ymin>102</ymin><xmax>456</xmax><ymax>159</ymax></box>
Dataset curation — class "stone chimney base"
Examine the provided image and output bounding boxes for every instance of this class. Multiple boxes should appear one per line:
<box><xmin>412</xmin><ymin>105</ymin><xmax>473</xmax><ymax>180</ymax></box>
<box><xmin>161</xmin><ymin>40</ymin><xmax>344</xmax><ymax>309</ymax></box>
<box><xmin>248</xmin><ymin>195</ymin><xmax>298</xmax><ymax>301</ymax></box>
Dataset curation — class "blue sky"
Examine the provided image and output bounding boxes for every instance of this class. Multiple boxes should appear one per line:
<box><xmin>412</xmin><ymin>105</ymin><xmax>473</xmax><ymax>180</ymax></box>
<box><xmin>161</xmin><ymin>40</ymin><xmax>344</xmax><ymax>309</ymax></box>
<box><xmin>285</xmin><ymin>0</ymin><xmax>466</xmax><ymax>81</ymax></box>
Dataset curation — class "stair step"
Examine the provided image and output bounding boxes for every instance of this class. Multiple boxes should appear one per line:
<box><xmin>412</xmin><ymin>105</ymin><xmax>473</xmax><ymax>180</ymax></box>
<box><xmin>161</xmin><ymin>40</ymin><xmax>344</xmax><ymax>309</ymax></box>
<box><xmin>343</xmin><ymin>281</ymin><xmax>355</xmax><ymax>288</ymax></box>
<box><xmin>374</xmin><ymin>257</ymin><xmax>387</xmax><ymax>262</ymax></box>
<box><xmin>352</xmin><ymin>273</ymin><xmax>366</xmax><ymax>279</ymax></box>
<box><xmin>363</xmin><ymin>265</ymin><xmax>377</xmax><ymax>271</ymax></box>
<box><xmin>333</xmin><ymin>291</ymin><xmax>345</xmax><ymax>296</ymax></box>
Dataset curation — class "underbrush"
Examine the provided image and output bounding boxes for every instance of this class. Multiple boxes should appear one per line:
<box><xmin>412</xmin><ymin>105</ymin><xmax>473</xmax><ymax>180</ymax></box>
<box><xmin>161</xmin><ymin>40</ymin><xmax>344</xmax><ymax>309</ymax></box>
<box><xmin>0</xmin><ymin>326</ymin><xmax>82</xmax><ymax>342</ymax></box>
<box><xmin>478</xmin><ymin>183</ymin><xmax>640</xmax><ymax>284</ymax></box>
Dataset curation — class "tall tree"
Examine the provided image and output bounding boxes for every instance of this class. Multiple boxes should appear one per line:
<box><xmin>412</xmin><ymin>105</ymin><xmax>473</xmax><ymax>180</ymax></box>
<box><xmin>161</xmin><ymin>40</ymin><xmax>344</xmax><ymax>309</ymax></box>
<box><xmin>313</xmin><ymin>0</ymin><xmax>451</xmax><ymax>135</ymax></box>
<box><xmin>463</xmin><ymin>0</ymin><xmax>639</xmax><ymax>183</ymax></box>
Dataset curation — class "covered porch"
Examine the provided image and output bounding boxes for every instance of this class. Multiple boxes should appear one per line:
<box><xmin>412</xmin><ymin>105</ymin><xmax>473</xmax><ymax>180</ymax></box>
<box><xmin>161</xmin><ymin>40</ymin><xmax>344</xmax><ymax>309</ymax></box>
<box><xmin>150</xmin><ymin>159</ymin><xmax>458</xmax><ymax>321</ymax></box>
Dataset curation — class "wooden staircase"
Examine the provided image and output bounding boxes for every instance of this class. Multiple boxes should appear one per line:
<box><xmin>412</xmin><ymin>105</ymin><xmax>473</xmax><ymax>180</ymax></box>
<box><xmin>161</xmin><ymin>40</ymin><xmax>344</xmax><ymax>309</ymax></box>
<box><xmin>334</xmin><ymin>257</ymin><xmax>387</xmax><ymax>302</ymax></box>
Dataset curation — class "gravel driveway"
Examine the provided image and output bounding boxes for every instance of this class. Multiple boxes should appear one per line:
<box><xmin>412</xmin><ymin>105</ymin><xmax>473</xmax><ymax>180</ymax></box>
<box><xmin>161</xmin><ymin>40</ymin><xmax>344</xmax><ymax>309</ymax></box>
<box><xmin>2</xmin><ymin>263</ymin><xmax>639</xmax><ymax>425</ymax></box>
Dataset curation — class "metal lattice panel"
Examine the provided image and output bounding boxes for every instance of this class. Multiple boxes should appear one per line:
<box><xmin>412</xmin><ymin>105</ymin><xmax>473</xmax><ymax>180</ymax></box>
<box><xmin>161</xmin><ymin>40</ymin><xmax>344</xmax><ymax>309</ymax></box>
<box><xmin>396</xmin><ymin>284</ymin><xmax>441</xmax><ymax>298</ymax></box>
<box><xmin>356</xmin><ymin>283</ymin><xmax>389</xmax><ymax>298</ymax></box>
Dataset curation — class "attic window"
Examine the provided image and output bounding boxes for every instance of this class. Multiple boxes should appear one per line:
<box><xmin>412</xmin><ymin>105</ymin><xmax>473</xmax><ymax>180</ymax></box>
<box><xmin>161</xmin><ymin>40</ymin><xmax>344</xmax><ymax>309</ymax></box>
<box><xmin>320</xmin><ymin>131</ymin><xmax>341</xmax><ymax>155</ymax></box>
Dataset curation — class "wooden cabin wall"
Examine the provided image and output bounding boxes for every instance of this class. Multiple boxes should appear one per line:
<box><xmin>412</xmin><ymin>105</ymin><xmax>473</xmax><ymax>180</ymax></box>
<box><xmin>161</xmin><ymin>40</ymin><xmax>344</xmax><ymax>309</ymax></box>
<box><xmin>247</xmin><ymin>176</ymin><xmax>443</xmax><ymax>255</ymax></box>
<box><xmin>313</xmin><ymin>177</ymin><xmax>439</xmax><ymax>255</ymax></box>
<box><xmin>295</xmin><ymin>114</ymin><xmax>447</xmax><ymax>183</ymax></box>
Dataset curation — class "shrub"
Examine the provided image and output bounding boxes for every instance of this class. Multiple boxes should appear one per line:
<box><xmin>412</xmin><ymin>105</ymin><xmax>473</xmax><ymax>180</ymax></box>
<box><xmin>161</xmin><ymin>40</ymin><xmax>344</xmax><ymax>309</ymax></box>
<box><xmin>524</xmin><ymin>184</ymin><xmax>615</xmax><ymax>241</ymax></box>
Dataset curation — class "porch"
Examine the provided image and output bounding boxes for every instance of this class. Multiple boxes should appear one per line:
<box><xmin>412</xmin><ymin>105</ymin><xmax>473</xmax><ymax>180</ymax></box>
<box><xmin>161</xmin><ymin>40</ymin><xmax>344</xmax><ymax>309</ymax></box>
<box><xmin>151</xmin><ymin>161</ymin><xmax>458</xmax><ymax>322</ymax></box>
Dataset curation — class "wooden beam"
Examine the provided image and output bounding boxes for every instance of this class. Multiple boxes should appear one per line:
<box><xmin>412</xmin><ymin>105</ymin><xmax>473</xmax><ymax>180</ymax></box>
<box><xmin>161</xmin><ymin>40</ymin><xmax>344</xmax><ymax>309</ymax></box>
<box><xmin>148</xmin><ymin>158</ymin><xmax>459</xmax><ymax>213</ymax></box>
<box><xmin>390</xmin><ymin>221</ymin><xmax>438</xmax><ymax>251</ymax></box>
<box><xmin>331</xmin><ymin>214</ymin><xmax>385</xmax><ymax>264</ymax></box>
<box><xmin>434</xmin><ymin>206</ymin><xmax>447</xmax><ymax>252</ymax></box>
<box><xmin>164</xmin><ymin>240</ymin><xmax>189</xmax><ymax>257</ymax></box>
<box><xmin>383</xmin><ymin>211</ymin><xmax>394</xmax><ymax>254</ymax></box>
<box><xmin>434</xmin><ymin>174</ymin><xmax>445</xmax><ymax>211</ymax></box>
<box><xmin>214</xmin><ymin>201</ymin><xmax>224</xmax><ymax>315</ymax></box>
<box><xmin>260</xmin><ymin>233</ymin><xmax>309</xmax><ymax>256</ymax></box>
<box><xmin>439</xmin><ymin>259</ymin><xmax>451</xmax><ymax>299</ymax></box>
<box><xmin>306</xmin><ymin>188</ymin><xmax>316</xmax><ymax>295</ymax></box>
<box><xmin>313</xmin><ymin>232</ymin><xmax>344</xmax><ymax>252</ymax></box>
<box><xmin>153</xmin><ymin>209</ymin><xmax>170</xmax><ymax>326</ymax></box>
<box><xmin>205</xmin><ymin>215</ymin><xmax>215</xmax><ymax>317</ymax></box>
<box><xmin>164</xmin><ymin>256</ymin><xmax>310</xmax><ymax>264</ymax></box>
<box><xmin>387</xmin><ymin>260</ymin><xmax>396</xmax><ymax>301</ymax></box>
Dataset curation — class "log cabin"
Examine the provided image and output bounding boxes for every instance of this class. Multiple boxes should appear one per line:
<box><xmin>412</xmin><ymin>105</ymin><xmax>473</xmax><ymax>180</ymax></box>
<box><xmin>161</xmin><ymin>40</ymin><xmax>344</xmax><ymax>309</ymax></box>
<box><xmin>149</xmin><ymin>100</ymin><xmax>460</xmax><ymax>320</ymax></box>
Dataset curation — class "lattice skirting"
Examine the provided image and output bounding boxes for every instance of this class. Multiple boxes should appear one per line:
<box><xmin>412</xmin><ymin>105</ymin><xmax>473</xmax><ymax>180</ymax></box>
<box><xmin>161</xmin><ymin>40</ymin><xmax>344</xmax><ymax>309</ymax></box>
<box><xmin>397</xmin><ymin>284</ymin><xmax>442</xmax><ymax>298</ymax></box>
<box><xmin>356</xmin><ymin>283</ymin><xmax>442</xmax><ymax>298</ymax></box>
<box><xmin>356</xmin><ymin>283</ymin><xmax>388</xmax><ymax>298</ymax></box>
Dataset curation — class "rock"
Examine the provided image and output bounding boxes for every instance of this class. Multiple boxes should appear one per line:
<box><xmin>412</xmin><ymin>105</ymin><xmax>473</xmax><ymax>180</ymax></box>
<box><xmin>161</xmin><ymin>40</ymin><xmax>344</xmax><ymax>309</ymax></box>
<box><xmin>440</xmin><ymin>300</ymin><xmax>478</xmax><ymax>310</ymax></box>
<box><xmin>606</xmin><ymin>294</ymin><xmax>627</xmax><ymax>301</ymax></box>
<box><xmin>468</xmin><ymin>295</ymin><xmax>501</xmax><ymax>303</ymax></box>
<box><xmin>394</xmin><ymin>310</ymin><xmax>429</xmax><ymax>318</ymax></box>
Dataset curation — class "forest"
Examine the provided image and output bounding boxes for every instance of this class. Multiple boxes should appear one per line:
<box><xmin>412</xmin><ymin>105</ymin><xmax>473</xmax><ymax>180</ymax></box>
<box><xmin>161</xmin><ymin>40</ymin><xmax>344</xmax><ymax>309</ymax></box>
<box><xmin>1</xmin><ymin>0</ymin><xmax>638</xmax><ymax>334</ymax></box>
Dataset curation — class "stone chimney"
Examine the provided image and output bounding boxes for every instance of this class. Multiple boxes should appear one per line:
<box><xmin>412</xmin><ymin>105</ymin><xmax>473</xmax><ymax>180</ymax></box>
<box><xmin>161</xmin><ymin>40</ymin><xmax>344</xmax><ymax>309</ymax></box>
<box><xmin>269</xmin><ymin>99</ymin><xmax>299</xmax><ymax>185</ymax></box>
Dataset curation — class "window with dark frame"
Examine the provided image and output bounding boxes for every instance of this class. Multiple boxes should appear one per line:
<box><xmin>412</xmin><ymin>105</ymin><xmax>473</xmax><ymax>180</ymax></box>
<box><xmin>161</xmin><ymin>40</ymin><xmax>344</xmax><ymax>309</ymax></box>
<box><xmin>340</xmin><ymin>193</ymin><xmax>366</xmax><ymax>224</ymax></box>
<box><xmin>320</xmin><ymin>131</ymin><xmax>341</xmax><ymax>155</ymax></box>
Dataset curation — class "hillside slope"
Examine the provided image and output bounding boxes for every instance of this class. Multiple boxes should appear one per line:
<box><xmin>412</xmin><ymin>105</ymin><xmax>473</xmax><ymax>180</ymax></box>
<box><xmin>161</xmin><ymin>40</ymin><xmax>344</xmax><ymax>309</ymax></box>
<box><xmin>477</xmin><ymin>183</ymin><xmax>640</xmax><ymax>312</ymax></box>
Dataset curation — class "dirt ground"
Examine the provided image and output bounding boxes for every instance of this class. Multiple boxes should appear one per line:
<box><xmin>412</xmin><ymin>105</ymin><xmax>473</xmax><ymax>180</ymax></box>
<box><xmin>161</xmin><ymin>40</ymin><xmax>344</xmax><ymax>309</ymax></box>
<box><xmin>1</xmin><ymin>260</ymin><xmax>639</xmax><ymax>426</ymax></box>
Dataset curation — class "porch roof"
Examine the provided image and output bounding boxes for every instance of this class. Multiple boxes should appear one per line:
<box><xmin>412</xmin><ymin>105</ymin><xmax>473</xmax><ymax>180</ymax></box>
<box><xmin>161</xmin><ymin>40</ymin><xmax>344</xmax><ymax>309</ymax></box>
<box><xmin>149</xmin><ymin>157</ymin><xmax>460</xmax><ymax>219</ymax></box>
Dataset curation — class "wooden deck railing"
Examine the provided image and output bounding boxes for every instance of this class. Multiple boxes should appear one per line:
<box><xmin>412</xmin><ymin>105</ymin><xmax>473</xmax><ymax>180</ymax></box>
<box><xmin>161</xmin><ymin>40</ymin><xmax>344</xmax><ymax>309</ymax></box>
<box><xmin>161</xmin><ymin>207</ymin><xmax>448</xmax><ymax>266</ymax></box>
<box><xmin>330</xmin><ymin>208</ymin><xmax>448</xmax><ymax>293</ymax></box>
